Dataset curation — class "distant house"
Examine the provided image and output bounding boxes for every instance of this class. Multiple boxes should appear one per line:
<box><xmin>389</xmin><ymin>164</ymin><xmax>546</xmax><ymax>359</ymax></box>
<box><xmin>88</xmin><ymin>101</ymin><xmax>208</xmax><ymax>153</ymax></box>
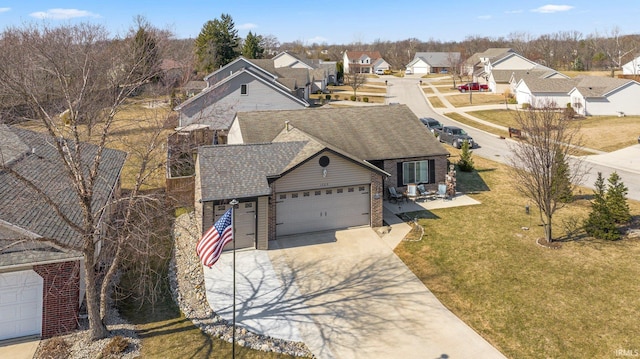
<box><xmin>569</xmin><ymin>77</ymin><xmax>640</xmax><ymax>116</ymax></box>
<box><xmin>463</xmin><ymin>48</ymin><xmax>515</xmax><ymax>79</ymax></box>
<box><xmin>492</xmin><ymin>68</ymin><xmax>568</xmax><ymax>95</ymax></box>
<box><xmin>0</xmin><ymin>125</ymin><xmax>126</xmax><ymax>341</ymax></box>
<box><xmin>343</xmin><ymin>51</ymin><xmax>389</xmax><ymax>74</ymax></box>
<box><xmin>622</xmin><ymin>55</ymin><xmax>640</xmax><ymax>75</ymax></box>
<box><xmin>514</xmin><ymin>77</ymin><xmax>579</xmax><ymax>107</ymax></box>
<box><xmin>406</xmin><ymin>52</ymin><xmax>460</xmax><ymax>75</ymax></box>
<box><xmin>193</xmin><ymin>105</ymin><xmax>449</xmax><ymax>249</ymax></box>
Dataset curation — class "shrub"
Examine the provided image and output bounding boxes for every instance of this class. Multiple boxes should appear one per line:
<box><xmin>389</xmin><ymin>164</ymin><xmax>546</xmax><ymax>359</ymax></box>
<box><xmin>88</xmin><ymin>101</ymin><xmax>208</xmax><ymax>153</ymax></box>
<box><xmin>40</xmin><ymin>337</ymin><xmax>70</xmax><ymax>359</ymax></box>
<box><xmin>363</xmin><ymin>97</ymin><xmax>369</xmax><ymax>102</ymax></box>
<box><xmin>522</xmin><ymin>103</ymin><xmax>530</xmax><ymax>109</ymax></box>
<box><xmin>325</xmin><ymin>94</ymin><xmax>331</xmax><ymax>100</ymax></box>
<box><xmin>584</xmin><ymin>172</ymin><xmax>620</xmax><ymax>240</ymax></box>
<box><xmin>101</xmin><ymin>336</ymin><xmax>130</xmax><ymax>358</ymax></box>
<box><xmin>350</xmin><ymin>95</ymin><xmax>356</xmax><ymax>101</ymax></box>
<box><xmin>457</xmin><ymin>141</ymin><xmax>474</xmax><ymax>172</ymax></box>
<box><xmin>334</xmin><ymin>94</ymin><xmax>340</xmax><ymax>100</ymax></box>
<box><xmin>508</xmin><ymin>98</ymin><xmax>518</xmax><ymax>104</ymax></box>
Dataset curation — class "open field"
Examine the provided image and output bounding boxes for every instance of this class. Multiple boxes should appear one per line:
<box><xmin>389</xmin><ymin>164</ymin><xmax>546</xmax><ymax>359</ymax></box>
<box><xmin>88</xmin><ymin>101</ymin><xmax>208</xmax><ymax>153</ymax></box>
<box><xmin>561</xmin><ymin>70</ymin><xmax>621</xmax><ymax>78</ymax></box>
<box><xmin>395</xmin><ymin>151</ymin><xmax>640</xmax><ymax>359</ymax></box>
<box><xmin>447</xmin><ymin>93</ymin><xmax>508</xmax><ymax>108</ymax></box>
<box><xmin>466</xmin><ymin>110</ymin><xmax>640</xmax><ymax>152</ymax></box>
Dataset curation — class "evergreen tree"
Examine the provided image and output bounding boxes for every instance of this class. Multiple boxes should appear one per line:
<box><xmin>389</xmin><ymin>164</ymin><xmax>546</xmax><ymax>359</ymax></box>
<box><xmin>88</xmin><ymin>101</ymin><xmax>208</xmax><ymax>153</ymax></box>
<box><xmin>605</xmin><ymin>171</ymin><xmax>631</xmax><ymax>224</ymax></box>
<box><xmin>195</xmin><ymin>14</ymin><xmax>240</xmax><ymax>73</ymax></box>
<box><xmin>131</xmin><ymin>16</ymin><xmax>160</xmax><ymax>82</ymax></box>
<box><xmin>242</xmin><ymin>31</ymin><xmax>264</xmax><ymax>59</ymax></box>
<box><xmin>551</xmin><ymin>150</ymin><xmax>573</xmax><ymax>203</ymax></box>
<box><xmin>457</xmin><ymin>140</ymin><xmax>474</xmax><ymax>172</ymax></box>
<box><xmin>584</xmin><ymin>172</ymin><xmax>620</xmax><ymax>240</ymax></box>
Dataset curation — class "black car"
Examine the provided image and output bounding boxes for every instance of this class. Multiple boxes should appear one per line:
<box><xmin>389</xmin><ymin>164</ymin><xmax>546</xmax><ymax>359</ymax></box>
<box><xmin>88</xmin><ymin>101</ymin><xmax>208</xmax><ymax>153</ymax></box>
<box><xmin>438</xmin><ymin>126</ymin><xmax>475</xmax><ymax>149</ymax></box>
<box><xmin>419</xmin><ymin>117</ymin><xmax>443</xmax><ymax>134</ymax></box>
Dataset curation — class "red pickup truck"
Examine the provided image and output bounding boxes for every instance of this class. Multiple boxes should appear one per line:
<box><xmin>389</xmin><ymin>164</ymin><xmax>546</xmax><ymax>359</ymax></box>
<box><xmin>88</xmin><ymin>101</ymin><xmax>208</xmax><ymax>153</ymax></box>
<box><xmin>457</xmin><ymin>82</ymin><xmax>488</xmax><ymax>92</ymax></box>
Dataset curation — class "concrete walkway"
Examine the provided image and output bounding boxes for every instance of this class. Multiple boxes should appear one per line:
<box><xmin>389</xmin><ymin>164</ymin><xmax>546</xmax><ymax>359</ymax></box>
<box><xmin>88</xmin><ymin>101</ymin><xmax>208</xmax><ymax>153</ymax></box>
<box><xmin>0</xmin><ymin>337</ymin><xmax>39</xmax><ymax>359</ymax></box>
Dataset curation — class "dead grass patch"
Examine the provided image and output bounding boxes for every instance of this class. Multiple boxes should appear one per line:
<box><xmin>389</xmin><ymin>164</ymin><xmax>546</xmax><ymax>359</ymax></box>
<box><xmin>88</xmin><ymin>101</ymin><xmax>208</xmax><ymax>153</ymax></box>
<box><xmin>447</xmin><ymin>93</ymin><xmax>507</xmax><ymax>107</ymax></box>
<box><xmin>428</xmin><ymin>96</ymin><xmax>446</xmax><ymax>108</ymax></box>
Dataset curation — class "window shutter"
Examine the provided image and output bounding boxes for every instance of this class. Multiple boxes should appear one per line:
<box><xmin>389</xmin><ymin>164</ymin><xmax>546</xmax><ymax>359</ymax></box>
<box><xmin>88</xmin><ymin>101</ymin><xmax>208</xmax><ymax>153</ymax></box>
<box><xmin>397</xmin><ymin>162</ymin><xmax>404</xmax><ymax>187</ymax></box>
<box><xmin>428</xmin><ymin>159</ymin><xmax>436</xmax><ymax>184</ymax></box>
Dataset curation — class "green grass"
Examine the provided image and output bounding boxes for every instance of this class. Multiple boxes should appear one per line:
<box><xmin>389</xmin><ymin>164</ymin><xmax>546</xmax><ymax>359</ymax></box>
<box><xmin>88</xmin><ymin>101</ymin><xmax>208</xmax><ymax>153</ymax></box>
<box><xmin>395</xmin><ymin>153</ymin><xmax>640</xmax><ymax>358</ymax></box>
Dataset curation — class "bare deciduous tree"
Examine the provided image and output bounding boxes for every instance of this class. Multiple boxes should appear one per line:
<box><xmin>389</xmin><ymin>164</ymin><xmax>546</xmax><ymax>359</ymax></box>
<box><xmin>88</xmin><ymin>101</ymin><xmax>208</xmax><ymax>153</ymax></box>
<box><xmin>508</xmin><ymin>100</ymin><xmax>587</xmax><ymax>243</ymax></box>
<box><xmin>344</xmin><ymin>68</ymin><xmax>367</xmax><ymax>97</ymax></box>
<box><xmin>0</xmin><ymin>22</ymin><xmax>168</xmax><ymax>340</ymax></box>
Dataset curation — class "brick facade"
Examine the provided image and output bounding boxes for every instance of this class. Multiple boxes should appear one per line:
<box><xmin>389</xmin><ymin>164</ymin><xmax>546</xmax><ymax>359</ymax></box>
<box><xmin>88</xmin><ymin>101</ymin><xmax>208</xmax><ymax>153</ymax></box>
<box><xmin>34</xmin><ymin>261</ymin><xmax>80</xmax><ymax>339</ymax></box>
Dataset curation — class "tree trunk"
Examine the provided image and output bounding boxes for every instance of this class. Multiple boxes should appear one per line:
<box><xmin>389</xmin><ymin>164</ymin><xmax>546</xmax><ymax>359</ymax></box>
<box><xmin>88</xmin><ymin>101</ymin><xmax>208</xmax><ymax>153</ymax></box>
<box><xmin>85</xmin><ymin>254</ymin><xmax>109</xmax><ymax>340</ymax></box>
<box><xmin>545</xmin><ymin>214</ymin><xmax>553</xmax><ymax>243</ymax></box>
<box><xmin>100</xmin><ymin>243</ymin><xmax>123</xmax><ymax>320</ymax></box>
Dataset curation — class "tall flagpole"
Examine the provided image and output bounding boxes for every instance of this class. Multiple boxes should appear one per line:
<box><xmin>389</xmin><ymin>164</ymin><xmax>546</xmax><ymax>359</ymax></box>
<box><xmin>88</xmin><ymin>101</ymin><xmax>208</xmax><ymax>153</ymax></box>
<box><xmin>229</xmin><ymin>199</ymin><xmax>238</xmax><ymax>359</ymax></box>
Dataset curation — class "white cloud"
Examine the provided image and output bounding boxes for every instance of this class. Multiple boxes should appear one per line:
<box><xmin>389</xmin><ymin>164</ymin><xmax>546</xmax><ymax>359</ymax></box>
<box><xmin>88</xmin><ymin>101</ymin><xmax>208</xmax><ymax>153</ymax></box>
<box><xmin>505</xmin><ymin>9</ymin><xmax>523</xmax><ymax>14</ymax></box>
<box><xmin>532</xmin><ymin>5</ymin><xmax>574</xmax><ymax>13</ymax></box>
<box><xmin>477</xmin><ymin>15</ymin><xmax>492</xmax><ymax>20</ymax></box>
<box><xmin>306</xmin><ymin>36</ymin><xmax>328</xmax><ymax>44</ymax></box>
<box><xmin>237</xmin><ymin>23</ymin><xmax>257</xmax><ymax>30</ymax></box>
<box><xmin>0</xmin><ymin>8</ymin><xmax>11</xmax><ymax>13</ymax></box>
<box><xmin>29</xmin><ymin>8</ymin><xmax>100</xmax><ymax>20</ymax></box>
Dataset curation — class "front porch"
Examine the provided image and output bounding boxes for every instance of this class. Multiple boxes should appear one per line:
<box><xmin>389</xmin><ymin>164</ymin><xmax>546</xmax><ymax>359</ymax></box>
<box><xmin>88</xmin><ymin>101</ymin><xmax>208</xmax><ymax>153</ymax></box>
<box><xmin>382</xmin><ymin>192</ymin><xmax>481</xmax><ymax>215</ymax></box>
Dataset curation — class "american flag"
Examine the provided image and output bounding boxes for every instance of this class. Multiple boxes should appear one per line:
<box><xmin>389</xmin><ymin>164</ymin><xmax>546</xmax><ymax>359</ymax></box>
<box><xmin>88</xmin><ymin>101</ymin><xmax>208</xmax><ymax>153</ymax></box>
<box><xmin>196</xmin><ymin>208</ymin><xmax>234</xmax><ymax>268</ymax></box>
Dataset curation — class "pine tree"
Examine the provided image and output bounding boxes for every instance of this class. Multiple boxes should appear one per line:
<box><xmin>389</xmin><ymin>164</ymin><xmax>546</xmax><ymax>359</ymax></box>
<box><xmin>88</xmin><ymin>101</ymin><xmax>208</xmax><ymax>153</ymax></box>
<box><xmin>605</xmin><ymin>171</ymin><xmax>631</xmax><ymax>224</ymax></box>
<box><xmin>242</xmin><ymin>31</ymin><xmax>264</xmax><ymax>59</ymax></box>
<box><xmin>551</xmin><ymin>150</ymin><xmax>573</xmax><ymax>203</ymax></box>
<box><xmin>457</xmin><ymin>140</ymin><xmax>474</xmax><ymax>172</ymax></box>
<box><xmin>195</xmin><ymin>14</ymin><xmax>240</xmax><ymax>73</ymax></box>
<box><xmin>584</xmin><ymin>172</ymin><xmax>620</xmax><ymax>240</ymax></box>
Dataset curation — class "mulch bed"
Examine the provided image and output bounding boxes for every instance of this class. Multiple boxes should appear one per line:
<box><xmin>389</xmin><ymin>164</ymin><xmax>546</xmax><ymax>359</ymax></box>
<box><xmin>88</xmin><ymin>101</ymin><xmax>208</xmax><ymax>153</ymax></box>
<box><xmin>536</xmin><ymin>237</ymin><xmax>563</xmax><ymax>249</ymax></box>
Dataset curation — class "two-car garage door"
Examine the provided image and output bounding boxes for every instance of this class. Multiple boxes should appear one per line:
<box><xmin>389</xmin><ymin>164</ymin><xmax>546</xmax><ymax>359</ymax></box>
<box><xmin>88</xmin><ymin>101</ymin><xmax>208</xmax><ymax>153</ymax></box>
<box><xmin>276</xmin><ymin>185</ymin><xmax>370</xmax><ymax>236</ymax></box>
<box><xmin>0</xmin><ymin>270</ymin><xmax>43</xmax><ymax>340</ymax></box>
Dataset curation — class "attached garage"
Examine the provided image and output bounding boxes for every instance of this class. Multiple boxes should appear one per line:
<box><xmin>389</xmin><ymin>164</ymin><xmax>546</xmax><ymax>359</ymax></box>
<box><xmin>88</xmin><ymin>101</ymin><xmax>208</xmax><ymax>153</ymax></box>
<box><xmin>214</xmin><ymin>202</ymin><xmax>256</xmax><ymax>250</ymax></box>
<box><xmin>276</xmin><ymin>185</ymin><xmax>370</xmax><ymax>236</ymax></box>
<box><xmin>0</xmin><ymin>270</ymin><xmax>43</xmax><ymax>341</ymax></box>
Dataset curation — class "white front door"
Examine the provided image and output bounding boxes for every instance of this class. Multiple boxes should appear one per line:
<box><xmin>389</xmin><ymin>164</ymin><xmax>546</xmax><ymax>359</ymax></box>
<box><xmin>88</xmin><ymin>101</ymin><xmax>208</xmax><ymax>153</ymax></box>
<box><xmin>276</xmin><ymin>185</ymin><xmax>370</xmax><ymax>236</ymax></box>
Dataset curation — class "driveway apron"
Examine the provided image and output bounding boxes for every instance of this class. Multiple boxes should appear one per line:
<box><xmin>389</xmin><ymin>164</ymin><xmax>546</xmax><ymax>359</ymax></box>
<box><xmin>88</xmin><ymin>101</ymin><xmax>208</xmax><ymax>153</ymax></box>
<box><xmin>268</xmin><ymin>227</ymin><xmax>506</xmax><ymax>359</ymax></box>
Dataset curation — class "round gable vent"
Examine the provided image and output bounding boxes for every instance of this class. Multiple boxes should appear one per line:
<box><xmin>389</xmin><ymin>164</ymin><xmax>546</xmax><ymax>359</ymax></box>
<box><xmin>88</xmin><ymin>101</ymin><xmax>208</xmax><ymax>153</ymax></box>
<box><xmin>319</xmin><ymin>155</ymin><xmax>330</xmax><ymax>167</ymax></box>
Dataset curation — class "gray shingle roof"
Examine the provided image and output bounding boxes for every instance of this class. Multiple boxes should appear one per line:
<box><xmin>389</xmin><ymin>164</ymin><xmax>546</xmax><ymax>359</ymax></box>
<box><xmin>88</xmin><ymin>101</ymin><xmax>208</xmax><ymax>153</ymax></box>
<box><xmin>0</xmin><ymin>126</ymin><xmax>126</xmax><ymax>258</ymax></box>
<box><xmin>522</xmin><ymin>78</ymin><xmax>580</xmax><ymax>93</ymax></box>
<box><xmin>198</xmin><ymin>141</ymin><xmax>312</xmax><ymax>200</ymax></box>
<box><xmin>574</xmin><ymin>76</ymin><xmax>634</xmax><ymax>98</ymax></box>
<box><xmin>413</xmin><ymin>52</ymin><xmax>460</xmax><ymax>67</ymax></box>
<box><xmin>236</xmin><ymin>104</ymin><xmax>448</xmax><ymax>161</ymax></box>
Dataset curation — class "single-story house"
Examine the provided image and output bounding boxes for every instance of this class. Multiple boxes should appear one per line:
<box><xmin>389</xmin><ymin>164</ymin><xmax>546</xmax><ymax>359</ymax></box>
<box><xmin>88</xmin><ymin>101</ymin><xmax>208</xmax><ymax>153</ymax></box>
<box><xmin>514</xmin><ymin>77</ymin><xmax>579</xmax><ymax>108</ymax></box>
<box><xmin>406</xmin><ymin>52</ymin><xmax>460</xmax><ymax>75</ymax></box>
<box><xmin>490</xmin><ymin>67</ymin><xmax>566</xmax><ymax>95</ymax></box>
<box><xmin>569</xmin><ymin>77</ymin><xmax>640</xmax><ymax>116</ymax></box>
<box><xmin>195</xmin><ymin>105</ymin><xmax>449</xmax><ymax>248</ymax></box>
<box><xmin>0</xmin><ymin>125</ymin><xmax>126</xmax><ymax>341</ymax></box>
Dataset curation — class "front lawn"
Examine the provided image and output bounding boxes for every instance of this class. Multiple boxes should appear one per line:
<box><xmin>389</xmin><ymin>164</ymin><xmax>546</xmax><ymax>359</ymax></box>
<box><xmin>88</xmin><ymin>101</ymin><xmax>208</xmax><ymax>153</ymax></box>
<box><xmin>395</xmin><ymin>152</ymin><xmax>640</xmax><ymax>358</ymax></box>
<box><xmin>447</xmin><ymin>93</ymin><xmax>508</xmax><ymax>107</ymax></box>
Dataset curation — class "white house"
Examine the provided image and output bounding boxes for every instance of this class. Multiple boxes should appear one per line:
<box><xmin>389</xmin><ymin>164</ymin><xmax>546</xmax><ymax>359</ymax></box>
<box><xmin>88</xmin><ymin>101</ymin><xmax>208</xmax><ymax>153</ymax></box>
<box><xmin>343</xmin><ymin>51</ymin><xmax>388</xmax><ymax>74</ymax></box>
<box><xmin>406</xmin><ymin>52</ymin><xmax>460</xmax><ymax>75</ymax></box>
<box><xmin>514</xmin><ymin>77</ymin><xmax>578</xmax><ymax>108</ymax></box>
<box><xmin>622</xmin><ymin>55</ymin><xmax>640</xmax><ymax>75</ymax></box>
<box><xmin>569</xmin><ymin>77</ymin><xmax>640</xmax><ymax>116</ymax></box>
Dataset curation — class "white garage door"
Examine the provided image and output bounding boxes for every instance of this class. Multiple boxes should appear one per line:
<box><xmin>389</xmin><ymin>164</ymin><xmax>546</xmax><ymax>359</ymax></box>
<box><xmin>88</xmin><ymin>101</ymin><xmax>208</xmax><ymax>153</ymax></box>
<box><xmin>214</xmin><ymin>202</ymin><xmax>256</xmax><ymax>250</ymax></box>
<box><xmin>276</xmin><ymin>185</ymin><xmax>370</xmax><ymax>236</ymax></box>
<box><xmin>0</xmin><ymin>270</ymin><xmax>43</xmax><ymax>340</ymax></box>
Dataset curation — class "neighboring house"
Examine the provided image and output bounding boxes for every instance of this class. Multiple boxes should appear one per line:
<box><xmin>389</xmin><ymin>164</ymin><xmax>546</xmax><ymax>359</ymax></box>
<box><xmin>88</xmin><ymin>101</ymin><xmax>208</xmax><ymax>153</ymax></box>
<box><xmin>622</xmin><ymin>55</ymin><xmax>640</xmax><ymax>75</ymax></box>
<box><xmin>569</xmin><ymin>77</ymin><xmax>640</xmax><ymax>116</ymax></box>
<box><xmin>0</xmin><ymin>125</ymin><xmax>126</xmax><ymax>341</ymax></box>
<box><xmin>514</xmin><ymin>77</ymin><xmax>579</xmax><ymax>107</ymax></box>
<box><xmin>272</xmin><ymin>51</ymin><xmax>338</xmax><ymax>89</ymax></box>
<box><xmin>174</xmin><ymin>57</ymin><xmax>310</xmax><ymax>136</ymax></box>
<box><xmin>194</xmin><ymin>105</ymin><xmax>448</xmax><ymax>248</ymax></box>
<box><xmin>343</xmin><ymin>51</ymin><xmax>388</xmax><ymax>74</ymax></box>
<box><xmin>406</xmin><ymin>52</ymin><xmax>460</xmax><ymax>75</ymax></box>
<box><xmin>463</xmin><ymin>48</ymin><xmax>515</xmax><ymax>79</ymax></box>
<box><xmin>488</xmin><ymin>67</ymin><xmax>568</xmax><ymax>95</ymax></box>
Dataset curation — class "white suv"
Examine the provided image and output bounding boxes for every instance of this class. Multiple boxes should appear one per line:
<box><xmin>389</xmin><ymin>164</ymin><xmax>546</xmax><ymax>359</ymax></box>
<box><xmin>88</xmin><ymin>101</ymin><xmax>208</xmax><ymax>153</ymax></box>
<box><xmin>375</xmin><ymin>69</ymin><xmax>385</xmax><ymax>75</ymax></box>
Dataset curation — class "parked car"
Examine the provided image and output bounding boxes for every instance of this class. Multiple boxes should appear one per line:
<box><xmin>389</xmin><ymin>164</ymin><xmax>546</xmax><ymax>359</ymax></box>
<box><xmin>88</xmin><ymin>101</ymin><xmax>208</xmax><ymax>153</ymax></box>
<box><xmin>419</xmin><ymin>117</ymin><xmax>443</xmax><ymax>134</ymax></box>
<box><xmin>438</xmin><ymin>126</ymin><xmax>475</xmax><ymax>149</ymax></box>
<box><xmin>375</xmin><ymin>68</ymin><xmax>385</xmax><ymax>75</ymax></box>
<box><xmin>405</xmin><ymin>69</ymin><xmax>412</xmax><ymax>75</ymax></box>
<box><xmin>457</xmin><ymin>82</ymin><xmax>488</xmax><ymax>92</ymax></box>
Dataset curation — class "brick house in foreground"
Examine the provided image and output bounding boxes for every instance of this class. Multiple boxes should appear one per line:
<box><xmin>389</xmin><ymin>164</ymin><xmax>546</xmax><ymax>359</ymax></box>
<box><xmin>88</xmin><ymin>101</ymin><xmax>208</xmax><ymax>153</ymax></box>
<box><xmin>194</xmin><ymin>105</ymin><xmax>448</xmax><ymax>250</ymax></box>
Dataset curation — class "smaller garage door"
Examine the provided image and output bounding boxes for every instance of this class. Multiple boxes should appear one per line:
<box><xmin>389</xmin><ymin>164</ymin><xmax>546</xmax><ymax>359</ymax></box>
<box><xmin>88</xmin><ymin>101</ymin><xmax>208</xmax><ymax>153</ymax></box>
<box><xmin>0</xmin><ymin>270</ymin><xmax>43</xmax><ymax>340</ymax></box>
<box><xmin>214</xmin><ymin>202</ymin><xmax>256</xmax><ymax>250</ymax></box>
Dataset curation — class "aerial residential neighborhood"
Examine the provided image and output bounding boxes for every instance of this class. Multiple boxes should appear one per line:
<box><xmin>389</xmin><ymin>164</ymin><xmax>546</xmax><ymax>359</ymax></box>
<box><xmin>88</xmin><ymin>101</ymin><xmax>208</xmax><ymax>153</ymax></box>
<box><xmin>1</xmin><ymin>3</ymin><xmax>640</xmax><ymax>359</ymax></box>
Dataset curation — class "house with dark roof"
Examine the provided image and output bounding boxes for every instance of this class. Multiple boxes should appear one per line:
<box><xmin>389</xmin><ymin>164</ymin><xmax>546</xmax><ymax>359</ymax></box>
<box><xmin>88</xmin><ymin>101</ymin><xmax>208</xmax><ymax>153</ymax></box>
<box><xmin>0</xmin><ymin>125</ymin><xmax>126</xmax><ymax>341</ymax></box>
<box><xmin>343</xmin><ymin>51</ymin><xmax>390</xmax><ymax>74</ymax></box>
<box><xmin>406</xmin><ymin>52</ymin><xmax>460</xmax><ymax>75</ymax></box>
<box><xmin>194</xmin><ymin>105</ymin><xmax>449</xmax><ymax>248</ymax></box>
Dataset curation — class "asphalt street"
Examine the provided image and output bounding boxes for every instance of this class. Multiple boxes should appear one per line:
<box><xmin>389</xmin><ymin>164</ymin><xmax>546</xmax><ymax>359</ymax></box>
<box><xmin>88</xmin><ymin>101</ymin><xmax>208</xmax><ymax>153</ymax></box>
<box><xmin>383</xmin><ymin>74</ymin><xmax>640</xmax><ymax>201</ymax></box>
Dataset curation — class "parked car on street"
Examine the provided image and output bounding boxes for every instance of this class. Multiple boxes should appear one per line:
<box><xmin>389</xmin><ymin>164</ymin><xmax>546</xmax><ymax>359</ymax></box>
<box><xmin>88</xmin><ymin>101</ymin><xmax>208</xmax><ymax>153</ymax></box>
<box><xmin>457</xmin><ymin>82</ymin><xmax>488</xmax><ymax>92</ymax></box>
<box><xmin>420</xmin><ymin>117</ymin><xmax>443</xmax><ymax>134</ymax></box>
<box><xmin>437</xmin><ymin>126</ymin><xmax>475</xmax><ymax>149</ymax></box>
<box><xmin>375</xmin><ymin>68</ymin><xmax>385</xmax><ymax>75</ymax></box>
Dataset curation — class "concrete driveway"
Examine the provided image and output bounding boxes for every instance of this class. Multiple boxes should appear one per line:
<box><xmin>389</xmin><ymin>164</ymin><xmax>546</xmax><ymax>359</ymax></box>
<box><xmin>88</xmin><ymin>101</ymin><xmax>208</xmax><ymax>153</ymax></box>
<box><xmin>268</xmin><ymin>228</ymin><xmax>506</xmax><ymax>359</ymax></box>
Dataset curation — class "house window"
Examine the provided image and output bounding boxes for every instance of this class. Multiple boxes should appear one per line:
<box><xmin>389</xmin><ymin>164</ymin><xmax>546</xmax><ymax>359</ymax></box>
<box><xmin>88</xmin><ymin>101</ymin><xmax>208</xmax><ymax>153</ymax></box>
<box><xmin>402</xmin><ymin>161</ymin><xmax>429</xmax><ymax>185</ymax></box>
<box><xmin>292</xmin><ymin>193</ymin><xmax>298</xmax><ymax>198</ymax></box>
<box><xmin>241</xmin><ymin>84</ymin><xmax>248</xmax><ymax>95</ymax></box>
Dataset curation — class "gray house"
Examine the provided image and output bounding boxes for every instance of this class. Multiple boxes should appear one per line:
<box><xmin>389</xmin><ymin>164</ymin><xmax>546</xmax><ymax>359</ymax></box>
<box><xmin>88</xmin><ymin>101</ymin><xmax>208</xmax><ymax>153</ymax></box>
<box><xmin>195</xmin><ymin>105</ymin><xmax>449</xmax><ymax>249</ymax></box>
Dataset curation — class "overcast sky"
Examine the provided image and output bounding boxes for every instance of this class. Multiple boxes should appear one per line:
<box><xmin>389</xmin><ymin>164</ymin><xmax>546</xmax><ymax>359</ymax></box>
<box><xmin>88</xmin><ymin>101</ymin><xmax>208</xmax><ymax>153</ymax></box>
<box><xmin>0</xmin><ymin>1</ymin><xmax>638</xmax><ymax>44</ymax></box>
